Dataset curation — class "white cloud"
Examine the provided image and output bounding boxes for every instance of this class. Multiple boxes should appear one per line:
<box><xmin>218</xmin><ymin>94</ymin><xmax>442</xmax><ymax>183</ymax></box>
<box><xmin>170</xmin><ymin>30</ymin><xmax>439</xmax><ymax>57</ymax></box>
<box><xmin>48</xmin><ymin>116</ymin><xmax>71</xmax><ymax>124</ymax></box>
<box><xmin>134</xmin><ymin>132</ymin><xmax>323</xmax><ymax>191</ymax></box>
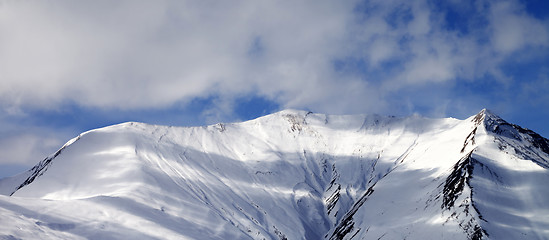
<box><xmin>0</xmin><ymin>0</ymin><xmax>361</xmax><ymax>111</ymax></box>
<box><xmin>489</xmin><ymin>0</ymin><xmax>549</xmax><ymax>53</ymax></box>
<box><xmin>0</xmin><ymin>0</ymin><xmax>547</xmax><ymax>115</ymax></box>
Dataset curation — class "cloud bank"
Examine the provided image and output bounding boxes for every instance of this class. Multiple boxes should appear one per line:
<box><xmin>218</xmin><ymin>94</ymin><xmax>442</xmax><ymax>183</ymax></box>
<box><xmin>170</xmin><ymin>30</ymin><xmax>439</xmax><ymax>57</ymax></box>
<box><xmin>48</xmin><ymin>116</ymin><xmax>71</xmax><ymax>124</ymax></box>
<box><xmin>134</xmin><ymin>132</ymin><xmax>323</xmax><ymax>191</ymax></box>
<box><xmin>0</xmin><ymin>0</ymin><xmax>548</xmax><ymax>176</ymax></box>
<box><xmin>0</xmin><ymin>0</ymin><xmax>547</xmax><ymax>114</ymax></box>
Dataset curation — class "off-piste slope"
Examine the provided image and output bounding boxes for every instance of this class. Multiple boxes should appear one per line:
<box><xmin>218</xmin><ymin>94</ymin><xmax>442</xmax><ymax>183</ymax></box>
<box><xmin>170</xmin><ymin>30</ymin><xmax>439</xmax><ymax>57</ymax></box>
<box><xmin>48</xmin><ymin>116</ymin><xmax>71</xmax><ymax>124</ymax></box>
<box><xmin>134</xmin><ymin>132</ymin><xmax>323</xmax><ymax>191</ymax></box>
<box><xmin>0</xmin><ymin>109</ymin><xmax>548</xmax><ymax>239</ymax></box>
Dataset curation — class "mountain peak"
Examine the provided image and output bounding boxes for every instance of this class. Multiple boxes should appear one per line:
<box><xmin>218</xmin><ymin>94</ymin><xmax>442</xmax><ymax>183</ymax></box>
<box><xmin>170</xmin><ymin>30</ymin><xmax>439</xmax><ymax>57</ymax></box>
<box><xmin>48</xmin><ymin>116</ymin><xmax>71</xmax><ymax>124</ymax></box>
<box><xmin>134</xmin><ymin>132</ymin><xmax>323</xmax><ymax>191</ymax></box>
<box><xmin>1</xmin><ymin>110</ymin><xmax>548</xmax><ymax>239</ymax></box>
<box><xmin>471</xmin><ymin>108</ymin><xmax>503</xmax><ymax>126</ymax></box>
<box><xmin>471</xmin><ymin>108</ymin><xmax>549</xmax><ymax>169</ymax></box>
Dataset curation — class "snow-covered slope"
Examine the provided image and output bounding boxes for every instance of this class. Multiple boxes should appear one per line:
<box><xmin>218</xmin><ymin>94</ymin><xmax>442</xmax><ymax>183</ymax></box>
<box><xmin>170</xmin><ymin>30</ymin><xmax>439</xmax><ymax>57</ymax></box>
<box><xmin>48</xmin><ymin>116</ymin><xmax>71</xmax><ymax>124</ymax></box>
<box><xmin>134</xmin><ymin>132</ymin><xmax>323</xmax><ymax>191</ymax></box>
<box><xmin>1</xmin><ymin>109</ymin><xmax>548</xmax><ymax>239</ymax></box>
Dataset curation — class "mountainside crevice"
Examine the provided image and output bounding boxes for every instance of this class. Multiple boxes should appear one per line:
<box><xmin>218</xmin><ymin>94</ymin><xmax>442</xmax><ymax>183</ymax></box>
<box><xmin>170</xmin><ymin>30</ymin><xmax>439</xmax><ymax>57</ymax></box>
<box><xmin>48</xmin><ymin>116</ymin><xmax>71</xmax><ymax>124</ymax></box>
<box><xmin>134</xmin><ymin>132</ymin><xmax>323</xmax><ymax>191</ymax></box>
<box><xmin>440</xmin><ymin>150</ymin><xmax>488</xmax><ymax>240</ymax></box>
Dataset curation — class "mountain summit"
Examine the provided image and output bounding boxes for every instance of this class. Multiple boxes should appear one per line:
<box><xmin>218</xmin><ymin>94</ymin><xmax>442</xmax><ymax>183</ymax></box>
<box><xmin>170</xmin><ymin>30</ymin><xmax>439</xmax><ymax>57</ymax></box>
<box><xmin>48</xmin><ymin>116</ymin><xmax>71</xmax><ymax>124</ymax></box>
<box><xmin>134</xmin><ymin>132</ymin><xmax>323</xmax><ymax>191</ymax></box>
<box><xmin>1</xmin><ymin>109</ymin><xmax>548</xmax><ymax>239</ymax></box>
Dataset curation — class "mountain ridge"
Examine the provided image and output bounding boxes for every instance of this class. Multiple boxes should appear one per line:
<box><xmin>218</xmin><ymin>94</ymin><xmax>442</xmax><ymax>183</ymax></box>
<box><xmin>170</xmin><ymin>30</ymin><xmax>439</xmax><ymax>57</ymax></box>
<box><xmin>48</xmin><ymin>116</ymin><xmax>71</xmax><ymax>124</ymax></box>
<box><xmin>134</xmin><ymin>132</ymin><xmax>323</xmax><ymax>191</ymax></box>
<box><xmin>1</xmin><ymin>109</ymin><xmax>548</xmax><ymax>239</ymax></box>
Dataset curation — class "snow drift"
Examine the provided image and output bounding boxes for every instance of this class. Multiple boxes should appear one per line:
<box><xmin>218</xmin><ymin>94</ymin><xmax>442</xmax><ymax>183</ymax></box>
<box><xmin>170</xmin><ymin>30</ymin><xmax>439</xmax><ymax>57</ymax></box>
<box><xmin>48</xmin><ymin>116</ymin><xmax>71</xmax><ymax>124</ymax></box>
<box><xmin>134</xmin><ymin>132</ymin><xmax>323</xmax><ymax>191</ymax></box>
<box><xmin>0</xmin><ymin>109</ymin><xmax>548</xmax><ymax>239</ymax></box>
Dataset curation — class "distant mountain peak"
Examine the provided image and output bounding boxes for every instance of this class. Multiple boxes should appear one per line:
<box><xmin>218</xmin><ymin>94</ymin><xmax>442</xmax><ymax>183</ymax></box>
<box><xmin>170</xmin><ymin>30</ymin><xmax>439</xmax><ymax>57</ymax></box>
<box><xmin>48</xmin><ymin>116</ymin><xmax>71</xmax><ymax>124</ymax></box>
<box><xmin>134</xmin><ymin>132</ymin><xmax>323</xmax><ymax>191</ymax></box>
<box><xmin>275</xmin><ymin>108</ymin><xmax>312</xmax><ymax>115</ymax></box>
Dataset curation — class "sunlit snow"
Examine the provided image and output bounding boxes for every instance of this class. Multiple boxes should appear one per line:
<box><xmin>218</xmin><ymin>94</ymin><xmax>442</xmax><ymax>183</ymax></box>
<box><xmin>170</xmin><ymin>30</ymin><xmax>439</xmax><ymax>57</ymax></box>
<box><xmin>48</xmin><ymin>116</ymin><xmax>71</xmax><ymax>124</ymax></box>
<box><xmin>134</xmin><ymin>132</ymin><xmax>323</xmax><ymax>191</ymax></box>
<box><xmin>0</xmin><ymin>109</ymin><xmax>548</xmax><ymax>239</ymax></box>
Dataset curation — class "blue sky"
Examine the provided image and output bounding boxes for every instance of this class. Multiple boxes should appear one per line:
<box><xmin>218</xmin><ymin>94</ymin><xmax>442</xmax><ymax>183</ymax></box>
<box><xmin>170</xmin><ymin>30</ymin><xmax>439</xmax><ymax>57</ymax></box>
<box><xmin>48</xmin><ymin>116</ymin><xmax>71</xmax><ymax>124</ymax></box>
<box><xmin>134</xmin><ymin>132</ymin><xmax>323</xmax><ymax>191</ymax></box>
<box><xmin>0</xmin><ymin>0</ymin><xmax>548</xmax><ymax>178</ymax></box>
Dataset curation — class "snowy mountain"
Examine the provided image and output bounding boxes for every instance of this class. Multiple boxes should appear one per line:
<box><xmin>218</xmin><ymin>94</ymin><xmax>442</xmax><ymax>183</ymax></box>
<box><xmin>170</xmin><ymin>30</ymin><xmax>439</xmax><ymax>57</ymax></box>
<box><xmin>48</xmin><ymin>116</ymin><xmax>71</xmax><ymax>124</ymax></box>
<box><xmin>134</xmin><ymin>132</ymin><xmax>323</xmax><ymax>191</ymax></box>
<box><xmin>1</xmin><ymin>109</ymin><xmax>548</xmax><ymax>239</ymax></box>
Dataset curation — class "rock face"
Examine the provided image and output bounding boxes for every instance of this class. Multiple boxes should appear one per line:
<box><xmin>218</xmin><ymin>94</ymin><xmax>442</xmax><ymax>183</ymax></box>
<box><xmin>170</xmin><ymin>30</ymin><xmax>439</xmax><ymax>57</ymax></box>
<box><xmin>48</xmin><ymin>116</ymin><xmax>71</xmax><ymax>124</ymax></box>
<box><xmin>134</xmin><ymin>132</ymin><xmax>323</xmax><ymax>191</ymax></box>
<box><xmin>1</xmin><ymin>109</ymin><xmax>548</xmax><ymax>239</ymax></box>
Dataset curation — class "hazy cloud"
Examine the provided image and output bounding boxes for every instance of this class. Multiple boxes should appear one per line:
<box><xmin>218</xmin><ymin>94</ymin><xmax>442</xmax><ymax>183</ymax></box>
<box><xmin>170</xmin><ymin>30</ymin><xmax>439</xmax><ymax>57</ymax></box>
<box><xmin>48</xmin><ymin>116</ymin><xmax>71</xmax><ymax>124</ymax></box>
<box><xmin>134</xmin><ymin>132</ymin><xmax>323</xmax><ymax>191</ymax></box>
<box><xmin>0</xmin><ymin>118</ymin><xmax>71</xmax><ymax>166</ymax></box>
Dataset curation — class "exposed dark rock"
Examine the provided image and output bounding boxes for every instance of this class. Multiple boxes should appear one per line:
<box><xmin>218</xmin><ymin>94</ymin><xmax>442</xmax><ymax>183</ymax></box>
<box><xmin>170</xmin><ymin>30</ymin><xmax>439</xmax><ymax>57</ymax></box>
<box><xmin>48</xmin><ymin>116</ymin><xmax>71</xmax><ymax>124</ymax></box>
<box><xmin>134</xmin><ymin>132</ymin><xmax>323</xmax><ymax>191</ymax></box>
<box><xmin>442</xmin><ymin>152</ymin><xmax>473</xmax><ymax>209</ymax></box>
<box><xmin>329</xmin><ymin>183</ymin><xmax>375</xmax><ymax>240</ymax></box>
<box><xmin>440</xmin><ymin>150</ymin><xmax>489</xmax><ymax>239</ymax></box>
<box><xmin>11</xmin><ymin>136</ymin><xmax>81</xmax><ymax>196</ymax></box>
